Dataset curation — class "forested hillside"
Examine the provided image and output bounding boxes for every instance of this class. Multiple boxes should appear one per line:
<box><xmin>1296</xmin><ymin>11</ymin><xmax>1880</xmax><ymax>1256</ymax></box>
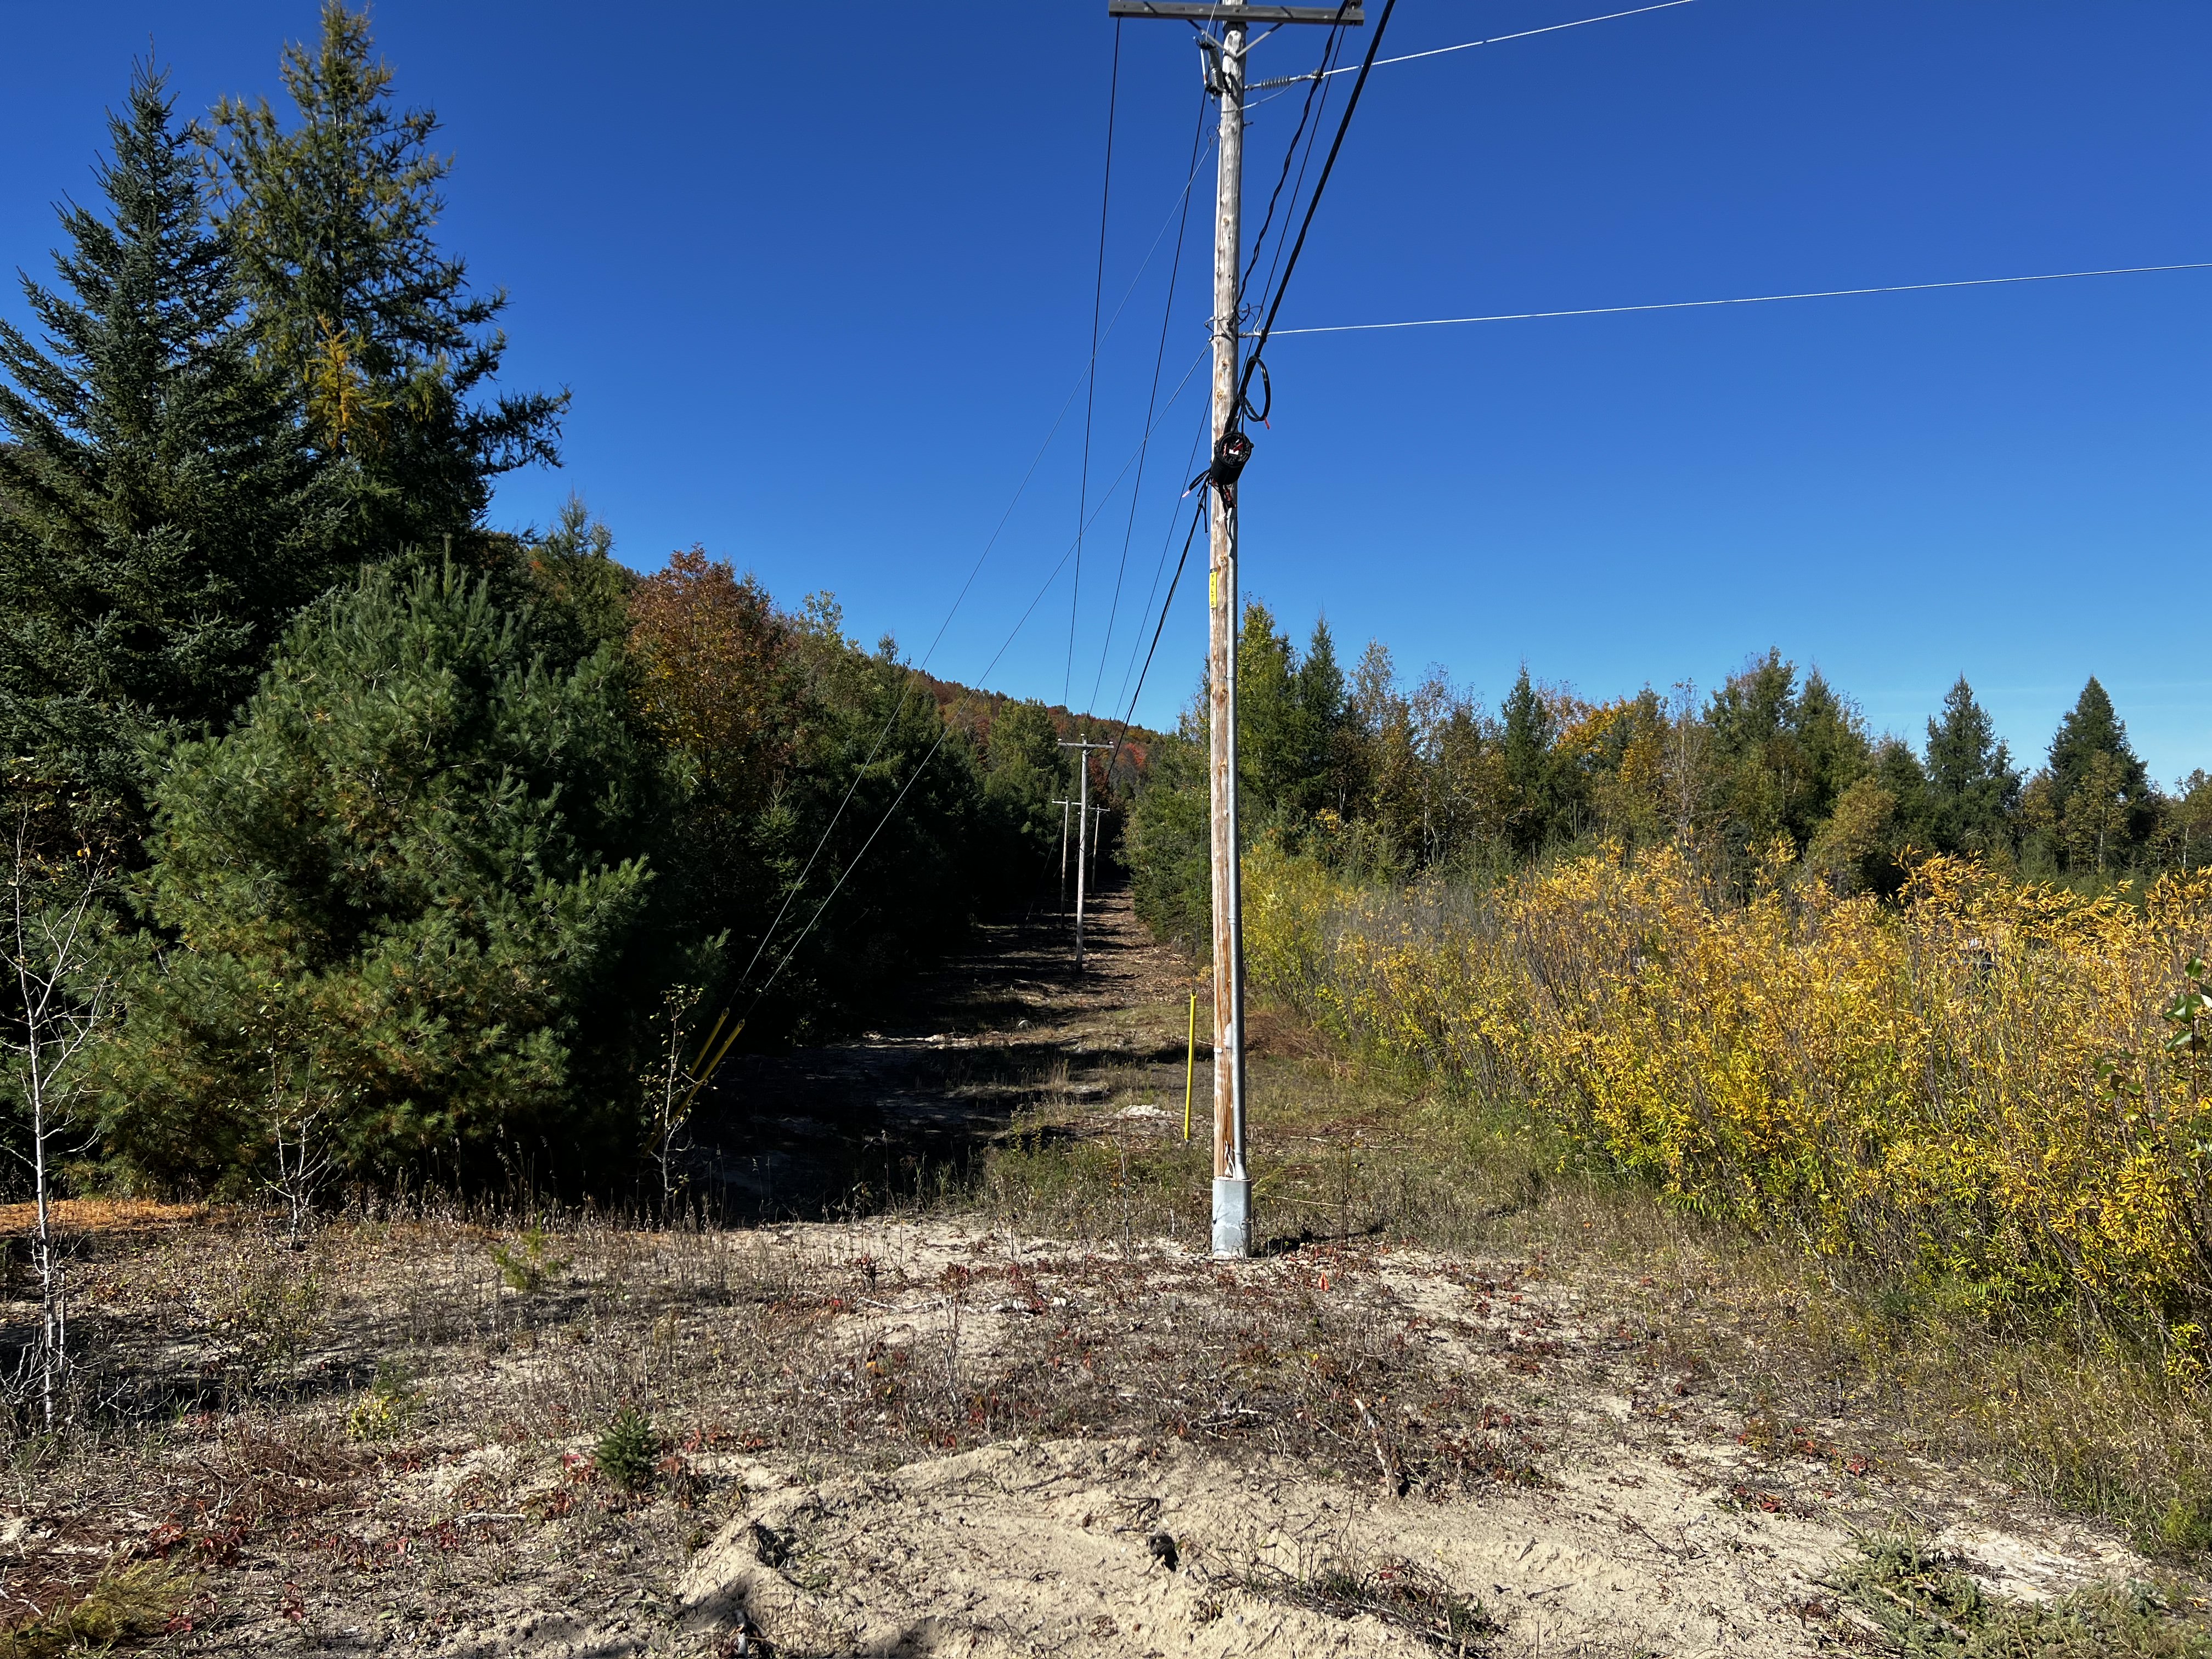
<box><xmin>0</xmin><ymin>7</ymin><xmax>1141</xmax><ymax>1204</ymax></box>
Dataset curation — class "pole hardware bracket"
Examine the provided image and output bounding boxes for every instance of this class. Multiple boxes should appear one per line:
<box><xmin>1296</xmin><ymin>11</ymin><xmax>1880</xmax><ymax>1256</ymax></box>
<box><xmin>1195</xmin><ymin>33</ymin><xmax>1225</xmax><ymax>94</ymax></box>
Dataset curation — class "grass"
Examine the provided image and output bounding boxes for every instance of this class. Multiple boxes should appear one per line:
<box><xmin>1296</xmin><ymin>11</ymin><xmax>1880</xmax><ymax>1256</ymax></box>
<box><xmin>4</xmin><ymin>904</ymin><xmax>2208</xmax><ymax>1650</ymax></box>
<box><xmin>961</xmin><ymin>1012</ymin><xmax>2212</xmax><ymax>1568</ymax></box>
<box><xmin>0</xmin><ymin>1560</ymin><xmax>191</xmax><ymax>1658</ymax></box>
<box><xmin>1837</xmin><ymin>1533</ymin><xmax>2212</xmax><ymax>1657</ymax></box>
<box><xmin>1223</xmin><ymin>1554</ymin><xmax>1500</xmax><ymax>1654</ymax></box>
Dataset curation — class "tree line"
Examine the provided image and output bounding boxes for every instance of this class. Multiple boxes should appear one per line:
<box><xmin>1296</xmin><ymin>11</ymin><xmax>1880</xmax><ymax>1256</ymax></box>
<box><xmin>1</xmin><ymin>6</ymin><xmax>1124</xmax><ymax>1218</ymax></box>
<box><xmin>1130</xmin><ymin>601</ymin><xmax>2212</xmax><ymax>945</ymax></box>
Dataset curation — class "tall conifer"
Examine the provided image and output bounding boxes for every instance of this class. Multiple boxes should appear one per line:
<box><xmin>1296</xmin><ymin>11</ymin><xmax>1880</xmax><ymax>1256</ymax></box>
<box><xmin>213</xmin><ymin>2</ymin><xmax>565</xmax><ymax>550</ymax></box>
<box><xmin>0</xmin><ymin>63</ymin><xmax>340</xmax><ymax>823</ymax></box>
<box><xmin>1500</xmin><ymin>667</ymin><xmax>1556</xmax><ymax>855</ymax></box>
<box><xmin>2031</xmin><ymin>676</ymin><xmax>2155</xmax><ymax>875</ymax></box>
<box><xmin>1922</xmin><ymin>676</ymin><xmax>2019</xmax><ymax>857</ymax></box>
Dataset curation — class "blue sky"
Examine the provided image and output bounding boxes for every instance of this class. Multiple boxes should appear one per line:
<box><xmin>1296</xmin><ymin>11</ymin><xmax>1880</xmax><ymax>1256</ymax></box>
<box><xmin>4</xmin><ymin>2</ymin><xmax>2208</xmax><ymax>781</ymax></box>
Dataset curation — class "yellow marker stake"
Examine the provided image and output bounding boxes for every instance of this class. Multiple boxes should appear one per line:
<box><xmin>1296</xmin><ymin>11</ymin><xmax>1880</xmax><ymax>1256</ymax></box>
<box><xmin>1183</xmin><ymin>991</ymin><xmax>1198</xmax><ymax>1142</ymax></box>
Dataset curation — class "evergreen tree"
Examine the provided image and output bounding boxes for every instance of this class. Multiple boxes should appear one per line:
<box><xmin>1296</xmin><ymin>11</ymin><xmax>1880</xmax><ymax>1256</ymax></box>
<box><xmin>1871</xmin><ymin>736</ymin><xmax>1933</xmax><ymax>848</ymax></box>
<box><xmin>1235</xmin><ymin>601</ymin><xmax>1298</xmax><ymax>822</ymax></box>
<box><xmin>1499</xmin><ymin>667</ymin><xmax>1556</xmax><ymax>855</ymax></box>
<box><xmin>1793</xmin><ymin>672</ymin><xmax>1869</xmax><ymax>826</ymax></box>
<box><xmin>104</xmin><ymin>563</ymin><xmax>670</xmax><ymax>1190</ymax></box>
<box><xmin>213</xmin><ymin>2</ymin><xmax>564</xmax><ymax>551</ymax></box>
<box><xmin>1922</xmin><ymin>676</ymin><xmax>2020</xmax><ymax>858</ymax></box>
<box><xmin>2029</xmin><ymin>677</ymin><xmax>2155</xmax><ymax>877</ymax></box>
<box><xmin>1125</xmin><ymin>701</ymin><xmax>1212</xmax><ymax>949</ymax></box>
<box><xmin>981</xmin><ymin>698</ymin><xmax>1064</xmax><ymax>866</ymax></box>
<box><xmin>1705</xmin><ymin>651</ymin><xmax>1869</xmax><ymax>863</ymax></box>
<box><xmin>1290</xmin><ymin>617</ymin><xmax>1350</xmax><ymax>820</ymax></box>
<box><xmin>0</xmin><ymin>63</ymin><xmax>341</xmax><ymax>826</ymax></box>
<box><xmin>2046</xmin><ymin>678</ymin><xmax>2148</xmax><ymax>802</ymax></box>
<box><xmin>522</xmin><ymin>495</ymin><xmax>635</xmax><ymax>666</ymax></box>
<box><xmin>1805</xmin><ymin>737</ymin><xmax>1929</xmax><ymax>896</ymax></box>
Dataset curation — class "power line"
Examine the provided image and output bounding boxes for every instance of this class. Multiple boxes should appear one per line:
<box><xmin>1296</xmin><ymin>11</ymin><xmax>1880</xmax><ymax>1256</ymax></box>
<box><xmin>726</xmin><ymin>122</ymin><xmax>1221</xmax><ymax>998</ymax></box>
<box><xmin>1102</xmin><ymin>493</ymin><xmax>1209</xmax><ymax>786</ymax></box>
<box><xmin>1109</xmin><ymin>404</ymin><xmax>1211</xmax><ymax>724</ymax></box>
<box><xmin>1247</xmin><ymin>0</ymin><xmax>1697</xmax><ymax>91</ymax></box>
<box><xmin>1242</xmin><ymin>8</ymin><xmax>1351</xmax><ymax>300</ymax></box>
<box><xmin>1237</xmin><ymin>0</ymin><xmax>1401</xmax><ymax>410</ymax></box>
<box><xmin>1070</xmin><ymin>19</ymin><xmax>1125</xmax><ymax>706</ymax></box>
<box><xmin>1088</xmin><ymin>89</ymin><xmax>1211</xmax><ymax>715</ymax></box>
<box><xmin>1259</xmin><ymin>261</ymin><xmax>2212</xmax><ymax>336</ymax></box>
<box><xmin>735</xmin><ymin>346</ymin><xmax>1212</xmax><ymax>1019</ymax></box>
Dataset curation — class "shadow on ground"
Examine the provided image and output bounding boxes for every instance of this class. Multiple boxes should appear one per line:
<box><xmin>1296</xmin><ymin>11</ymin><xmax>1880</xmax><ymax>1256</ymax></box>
<box><xmin>692</xmin><ymin>886</ymin><xmax>1188</xmax><ymax>1221</ymax></box>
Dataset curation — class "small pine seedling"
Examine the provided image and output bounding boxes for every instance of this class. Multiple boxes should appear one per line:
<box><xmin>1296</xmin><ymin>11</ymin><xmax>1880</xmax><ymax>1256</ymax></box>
<box><xmin>596</xmin><ymin>1404</ymin><xmax>659</xmax><ymax>1491</ymax></box>
<box><xmin>489</xmin><ymin>1226</ymin><xmax>569</xmax><ymax>1294</ymax></box>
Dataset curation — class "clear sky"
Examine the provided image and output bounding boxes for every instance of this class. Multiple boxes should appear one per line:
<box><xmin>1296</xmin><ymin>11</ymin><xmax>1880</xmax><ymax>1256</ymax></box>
<box><xmin>4</xmin><ymin>2</ymin><xmax>2208</xmax><ymax>781</ymax></box>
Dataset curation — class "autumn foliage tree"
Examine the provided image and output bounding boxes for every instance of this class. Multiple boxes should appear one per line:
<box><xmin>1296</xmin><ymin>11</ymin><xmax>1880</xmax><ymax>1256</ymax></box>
<box><xmin>629</xmin><ymin>548</ymin><xmax>800</xmax><ymax>815</ymax></box>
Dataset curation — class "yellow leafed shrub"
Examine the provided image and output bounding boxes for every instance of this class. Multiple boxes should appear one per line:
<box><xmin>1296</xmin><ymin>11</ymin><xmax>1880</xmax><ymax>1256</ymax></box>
<box><xmin>1244</xmin><ymin>841</ymin><xmax>2212</xmax><ymax>1328</ymax></box>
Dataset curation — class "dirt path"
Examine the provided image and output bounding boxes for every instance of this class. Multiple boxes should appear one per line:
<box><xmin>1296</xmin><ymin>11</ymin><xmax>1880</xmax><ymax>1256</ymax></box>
<box><xmin>694</xmin><ymin>889</ymin><xmax>1197</xmax><ymax>1220</ymax></box>
<box><xmin>7</xmin><ymin>894</ymin><xmax>2188</xmax><ymax>1658</ymax></box>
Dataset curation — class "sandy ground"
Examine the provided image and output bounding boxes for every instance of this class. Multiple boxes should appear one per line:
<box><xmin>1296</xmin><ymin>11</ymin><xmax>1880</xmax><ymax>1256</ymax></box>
<box><xmin>3</xmin><ymin>896</ymin><xmax>2182</xmax><ymax>1656</ymax></box>
<box><xmin>333</xmin><ymin>1220</ymin><xmax>2150</xmax><ymax>1659</ymax></box>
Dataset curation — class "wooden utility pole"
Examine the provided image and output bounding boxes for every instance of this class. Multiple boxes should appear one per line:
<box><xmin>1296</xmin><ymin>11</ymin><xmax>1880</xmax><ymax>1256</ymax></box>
<box><xmin>1058</xmin><ymin>740</ymin><xmax>1115</xmax><ymax>970</ymax></box>
<box><xmin>1110</xmin><ymin>0</ymin><xmax>1363</xmax><ymax>1258</ymax></box>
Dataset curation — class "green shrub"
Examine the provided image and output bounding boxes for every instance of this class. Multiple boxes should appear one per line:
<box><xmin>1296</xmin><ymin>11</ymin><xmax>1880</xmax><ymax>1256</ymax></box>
<box><xmin>595</xmin><ymin>1404</ymin><xmax>658</xmax><ymax>1491</ymax></box>
<box><xmin>345</xmin><ymin>1359</ymin><xmax>420</xmax><ymax>1443</ymax></box>
<box><xmin>104</xmin><ymin>561</ymin><xmax>691</xmax><ymax>1192</ymax></box>
<box><xmin>489</xmin><ymin>1227</ymin><xmax>568</xmax><ymax>1294</ymax></box>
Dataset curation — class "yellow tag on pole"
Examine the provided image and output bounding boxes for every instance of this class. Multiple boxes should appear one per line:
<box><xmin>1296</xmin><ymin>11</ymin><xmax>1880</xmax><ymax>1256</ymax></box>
<box><xmin>1209</xmin><ymin>568</ymin><xmax>1218</xmax><ymax>610</ymax></box>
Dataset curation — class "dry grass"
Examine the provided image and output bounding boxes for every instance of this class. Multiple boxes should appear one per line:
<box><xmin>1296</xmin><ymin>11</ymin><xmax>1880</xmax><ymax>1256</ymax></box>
<box><xmin>956</xmin><ymin>1014</ymin><xmax>2212</xmax><ymax>1567</ymax></box>
<box><xmin>3</xmin><ymin>893</ymin><xmax>2207</xmax><ymax>1651</ymax></box>
<box><xmin>1</xmin><ymin>1193</ymin><xmax>1557</xmax><ymax>1649</ymax></box>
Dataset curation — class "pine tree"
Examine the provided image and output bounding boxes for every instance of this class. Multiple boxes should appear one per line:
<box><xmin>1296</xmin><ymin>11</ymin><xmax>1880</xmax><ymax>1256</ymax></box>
<box><xmin>0</xmin><ymin>63</ymin><xmax>341</xmax><ymax>826</ymax></box>
<box><xmin>1922</xmin><ymin>676</ymin><xmax>2020</xmax><ymax>858</ymax></box>
<box><xmin>104</xmin><ymin>562</ymin><xmax>669</xmax><ymax>1190</ymax></box>
<box><xmin>213</xmin><ymin>2</ymin><xmax>565</xmax><ymax>551</ymax></box>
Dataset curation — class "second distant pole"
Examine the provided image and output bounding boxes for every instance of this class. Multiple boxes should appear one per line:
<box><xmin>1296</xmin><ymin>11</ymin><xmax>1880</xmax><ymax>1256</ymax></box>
<box><xmin>1058</xmin><ymin>738</ymin><xmax>1115</xmax><ymax>972</ymax></box>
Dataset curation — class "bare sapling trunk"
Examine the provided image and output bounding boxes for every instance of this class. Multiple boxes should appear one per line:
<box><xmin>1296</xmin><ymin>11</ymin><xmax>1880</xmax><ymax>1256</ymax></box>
<box><xmin>264</xmin><ymin>1054</ymin><xmax>343</xmax><ymax>1251</ymax></box>
<box><xmin>645</xmin><ymin>986</ymin><xmax>704</xmax><ymax>1223</ymax></box>
<box><xmin>4</xmin><ymin>819</ymin><xmax>115</xmax><ymax>1435</ymax></box>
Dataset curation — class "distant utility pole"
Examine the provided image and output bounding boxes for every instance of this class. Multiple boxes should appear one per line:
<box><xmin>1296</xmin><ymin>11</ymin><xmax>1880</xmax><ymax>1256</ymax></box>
<box><xmin>1055</xmin><ymin>796</ymin><xmax>1075</xmax><ymax>909</ymax></box>
<box><xmin>1058</xmin><ymin>739</ymin><xmax>1116</xmax><ymax>970</ymax></box>
<box><xmin>1109</xmin><ymin>0</ymin><xmax>1364</xmax><ymax>1258</ymax></box>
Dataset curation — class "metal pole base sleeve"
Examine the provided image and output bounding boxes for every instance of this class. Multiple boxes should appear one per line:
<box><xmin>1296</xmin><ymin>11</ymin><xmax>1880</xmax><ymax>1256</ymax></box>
<box><xmin>1211</xmin><ymin>1176</ymin><xmax>1252</xmax><ymax>1259</ymax></box>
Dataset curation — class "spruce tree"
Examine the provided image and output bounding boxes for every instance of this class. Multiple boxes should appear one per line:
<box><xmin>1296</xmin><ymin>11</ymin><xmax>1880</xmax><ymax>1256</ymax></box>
<box><xmin>1235</xmin><ymin>601</ymin><xmax>1297</xmax><ymax>822</ymax></box>
<box><xmin>213</xmin><ymin>2</ymin><xmax>565</xmax><ymax>551</ymax></box>
<box><xmin>1292</xmin><ymin>618</ymin><xmax>1350</xmax><ymax>820</ymax></box>
<box><xmin>1705</xmin><ymin>651</ymin><xmax>1869</xmax><ymax>861</ymax></box>
<box><xmin>1922</xmin><ymin>676</ymin><xmax>2019</xmax><ymax>858</ymax></box>
<box><xmin>1499</xmin><ymin>667</ymin><xmax>1556</xmax><ymax>855</ymax></box>
<box><xmin>2034</xmin><ymin>677</ymin><xmax>2154</xmax><ymax>875</ymax></box>
<box><xmin>0</xmin><ymin>63</ymin><xmax>341</xmax><ymax>826</ymax></box>
<box><xmin>2046</xmin><ymin>678</ymin><xmax>2148</xmax><ymax>802</ymax></box>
